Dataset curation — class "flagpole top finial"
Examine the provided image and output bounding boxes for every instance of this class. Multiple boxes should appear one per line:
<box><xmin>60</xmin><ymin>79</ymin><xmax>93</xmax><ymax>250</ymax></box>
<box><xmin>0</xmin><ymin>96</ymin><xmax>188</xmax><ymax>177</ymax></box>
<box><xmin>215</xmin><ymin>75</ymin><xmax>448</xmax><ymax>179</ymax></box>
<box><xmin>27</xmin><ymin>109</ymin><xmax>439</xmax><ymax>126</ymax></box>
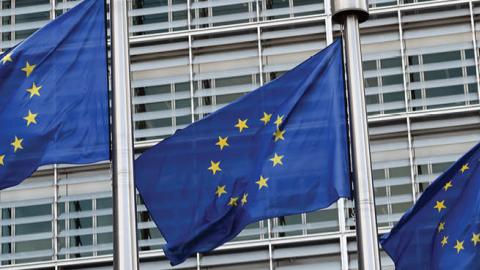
<box><xmin>332</xmin><ymin>0</ymin><xmax>369</xmax><ymax>24</ymax></box>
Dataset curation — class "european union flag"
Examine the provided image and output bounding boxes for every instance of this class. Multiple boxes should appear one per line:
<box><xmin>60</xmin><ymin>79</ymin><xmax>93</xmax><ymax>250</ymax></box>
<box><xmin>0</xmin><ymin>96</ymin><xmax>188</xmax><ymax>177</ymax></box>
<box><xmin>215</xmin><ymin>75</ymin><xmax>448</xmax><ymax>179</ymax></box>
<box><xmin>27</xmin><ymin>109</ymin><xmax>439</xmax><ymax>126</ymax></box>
<box><xmin>135</xmin><ymin>39</ymin><xmax>351</xmax><ymax>265</ymax></box>
<box><xmin>0</xmin><ymin>0</ymin><xmax>108</xmax><ymax>189</ymax></box>
<box><xmin>380</xmin><ymin>143</ymin><xmax>480</xmax><ymax>269</ymax></box>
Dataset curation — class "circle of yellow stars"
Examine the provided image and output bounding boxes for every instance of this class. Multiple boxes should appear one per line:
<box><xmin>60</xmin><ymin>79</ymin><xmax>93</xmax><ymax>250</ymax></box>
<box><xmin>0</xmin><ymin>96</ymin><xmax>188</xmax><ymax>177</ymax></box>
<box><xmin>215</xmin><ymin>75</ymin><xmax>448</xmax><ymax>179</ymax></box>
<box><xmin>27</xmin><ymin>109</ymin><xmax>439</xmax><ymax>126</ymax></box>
<box><xmin>434</xmin><ymin>162</ymin><xmax>479</xmax><ymax>254</ymax></box>
<box><xmin>211</xmin><ymin>112</ymin><xmax>287</xmax><ymax>208</ymax></box>
<box><xmin>0</xmin><ymin>54</ymin><xmax>39</xmax><ymax>169</ymax></box>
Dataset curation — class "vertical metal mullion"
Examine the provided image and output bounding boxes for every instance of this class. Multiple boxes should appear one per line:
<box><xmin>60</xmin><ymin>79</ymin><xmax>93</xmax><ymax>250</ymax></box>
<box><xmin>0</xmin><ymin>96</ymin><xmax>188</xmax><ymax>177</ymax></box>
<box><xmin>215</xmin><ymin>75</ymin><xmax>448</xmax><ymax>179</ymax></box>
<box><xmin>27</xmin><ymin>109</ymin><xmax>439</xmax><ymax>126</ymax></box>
<box><xmin>461</xmin><ymin>49</ymin><xmax>470</xmax><ymax>104</ymax></box>
<box><xmin>419</xmin><ymin>55</ymin><xmax>426</xmax><ymax>111</ymax></box>
<box><xmin>289</xmin><ymin>0</ymin><xmax>294</xmax><ymax>18</ymax></box>
<box><xmin>385</xmin><ymin>169</ymin><xmax>393</xmax><ymax>228</ymax></box>
<box><xmin>377</xmin><ymin>60</ymin><xmax>385</xmax><ymax>114</ymax></box>
<box><xmin>65</xmin><ymin>198</ymin><xmax>70</xmax><ymax>259</ymax></box>
<box><xmin>208</xmin><ymin>6</ymin><xmax>212</xmax><ymax>28</ymax></box>
<box><xmin>11</xmin><ymin>0</ymin><xmax>14</xmax><ymax>45</ymax></box>
<box><xmin>50</xmin><ymin>0</ymin><xmax>55</xmax><ymax>19</ymax></box>
<box><xmin>325</xmin><ymin>0</ymin><xmax>333</xmax><ymax>44</ymax></box>
<box><xmin>397</xmin><ymin>10</ymin><xmax>410</xmax><ymax>114</ymax></box>
<box><xmin>397</xmin><ymin>9</ymin><xmax>417</xmax><ymax>203</ymax></box>
<box><xmin>0</xmin><ymin>0</ymin><xmax>3</xmax><ymax>47</ymax></box>
<box><xmin>168</xmin><ymin>0</ymin><xmax>173</xmax><ymax>32</ymax></box>
<box><xmin>194</xmin><ymin>2</ymin><xmax>199</xmax><ymax>30</ymax></box>
<box><xmin>196</xmin><ymin>252</ymin><xmax>201</xmax><ymax>270</ymax></box>
<box><xmin>188</xmin><ymin>35</ymin><xmax>195</xmax><ymax>123</ymax></box>
<box><xmin>261</xmin><ymin>0</ymin><xmax>266</xmax><ymax>21</ymax></box>
<box><xmin>248</xmin><ymin>1</ymin><xmax>253</xmax><ymax>23</ymax></box>
<box><xmin>255</xmin><ymin>0</ymin><xmax>260</xmax><ymax>22</ymax></box>
<box><xmin>272</xmin><ymin>218</ymin><xmax>279</xmax><ymax>238</ymax></box>
<box><xmin>187</xmin><ymin>0</ymin><xmax>192</xmax><ymax>30</ymax></box>
<box><xmin>53</xmin><ymin>165</ymin><xmax>59</xmax><ymax>263</ymax></box>
<box><xmin>11</xmin><ymin>207</ymin><xmax>15</xmax><ymax>265</ymax></box>
<box><xmin>92</xmin><ymin>197</ymin><xmax>97</xmax><ymax>257</ymax></box>
<box><xmin>338</xmin><ymin>199</ymin><xmax>349</xmax><ymax>270</ymax></box>
<box><xmin>0</xmin><ymin>204</ymin><xmax>2</xmax><ymax>260</ymax></box>
<box><xmin>469</xmin><ymin>1</ymin><xmax>480</xmax><ymax>104</ymax></box>
<box><xmin>127</xmin><ymin>0</ymin><xmax>133</xmax><ymax>31</ymax></box>
<box><xmin>259</xmin><ymin>220</ymin><xmax>265</xmax><ymax>240</ymax></box>
<box><xmin>267</xmin><ymin>219</ymin><xmax>274</xmax><ymax>270</ymax></box>
<box><xmin>301</xmin><ymin>213</ymin><xmax>307</xmax><ymax>235</ymax></box>
<box><xmin>257</xmin><ymin>26</ymin><xmax>264</xmax><ymax>86</ymax></box>
<box><xmin>171</xmin><ymin>83</ymin><xmax>177</xmax><ymax>128</ymax></box>
<box><xmin>211</xmin><ymin>76</ymin><xmax>216</xmax><ymax>109</ymax></box>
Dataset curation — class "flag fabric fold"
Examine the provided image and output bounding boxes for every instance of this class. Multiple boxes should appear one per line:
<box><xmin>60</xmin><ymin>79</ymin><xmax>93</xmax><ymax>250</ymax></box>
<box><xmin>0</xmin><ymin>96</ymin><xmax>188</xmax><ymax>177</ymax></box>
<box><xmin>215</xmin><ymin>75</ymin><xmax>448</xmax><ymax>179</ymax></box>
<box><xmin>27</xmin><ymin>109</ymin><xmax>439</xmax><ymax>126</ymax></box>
<box><xmin>380</xmin><ymin>143</ymin><xmax>480</xmax><ymax>269</ymax></box>
<box><xmin>135</xmin><ymin>39</ymin><xmax>351</xmax><ymax>265</ymax></box>
<box><xmin>0</xmin><ymin>0</ymin><xmax>109</xmax><ymax>189</ymax></box>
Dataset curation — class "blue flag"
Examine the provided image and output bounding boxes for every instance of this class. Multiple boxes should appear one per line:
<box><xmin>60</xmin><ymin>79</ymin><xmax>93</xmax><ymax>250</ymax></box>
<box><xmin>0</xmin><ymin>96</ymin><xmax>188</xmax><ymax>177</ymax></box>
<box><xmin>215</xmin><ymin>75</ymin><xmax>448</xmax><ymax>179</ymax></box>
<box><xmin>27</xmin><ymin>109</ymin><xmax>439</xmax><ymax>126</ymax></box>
<box><xmin>380</xmin><ymin>143</ymin><xmax>480</xmax><ymax>269</ymax></box>
<box><xmin>135</xmin><ymin>39</ymin><xmax>351</xmax><ymax>265</ymax></box>
<box><xmin>0</xmin><ymin>0</ymin><xmax>108</xmax><ymax>189</ymax></box>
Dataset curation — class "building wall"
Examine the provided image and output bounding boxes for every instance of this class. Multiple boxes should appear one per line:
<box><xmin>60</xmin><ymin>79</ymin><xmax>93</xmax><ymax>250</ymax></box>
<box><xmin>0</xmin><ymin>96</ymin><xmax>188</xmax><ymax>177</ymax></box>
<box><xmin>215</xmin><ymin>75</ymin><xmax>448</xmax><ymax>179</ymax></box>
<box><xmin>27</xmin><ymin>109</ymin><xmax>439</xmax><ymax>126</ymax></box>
<box><xmin>0</xmin><ymin>0</ymin><xmax>479</xmax><ymax>269</ymax></box>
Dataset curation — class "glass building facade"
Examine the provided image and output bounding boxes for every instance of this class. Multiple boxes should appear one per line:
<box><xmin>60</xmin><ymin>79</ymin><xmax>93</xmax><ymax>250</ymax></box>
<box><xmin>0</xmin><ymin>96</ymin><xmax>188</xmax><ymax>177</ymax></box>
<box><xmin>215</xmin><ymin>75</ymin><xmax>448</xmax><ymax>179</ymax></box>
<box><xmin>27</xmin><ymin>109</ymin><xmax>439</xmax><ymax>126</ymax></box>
<box><xmin>1</xmin><ymin>0</ymin><xmax>480</xmax><ymax>269</ymax></box>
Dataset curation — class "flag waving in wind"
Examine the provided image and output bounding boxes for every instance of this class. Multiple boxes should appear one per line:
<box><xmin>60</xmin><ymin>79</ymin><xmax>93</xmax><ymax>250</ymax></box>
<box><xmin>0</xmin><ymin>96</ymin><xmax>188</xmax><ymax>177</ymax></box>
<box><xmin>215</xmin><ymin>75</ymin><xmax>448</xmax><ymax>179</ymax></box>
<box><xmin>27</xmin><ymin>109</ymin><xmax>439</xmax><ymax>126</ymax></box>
<box><xmin>381</xmin><ymin>142</ymin><xmax>480</xmax><ymax>269</ymax></box>
<box><xmin>135</xmin><ymin>39</ymin><xmax>351</xmax><ymax>265</ymax></box>
<box><xmin>0</xmin><ymin>0</ymin><xmax>109</xmax><ymax>189</ymax></box>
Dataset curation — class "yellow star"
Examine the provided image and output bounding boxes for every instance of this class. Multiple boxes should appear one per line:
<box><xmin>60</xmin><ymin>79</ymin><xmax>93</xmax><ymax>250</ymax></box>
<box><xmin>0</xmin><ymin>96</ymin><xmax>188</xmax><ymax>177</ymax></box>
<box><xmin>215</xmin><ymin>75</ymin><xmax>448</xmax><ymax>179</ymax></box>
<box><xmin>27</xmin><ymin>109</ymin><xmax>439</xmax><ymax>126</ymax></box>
<box><xmin>454</xmin><ymin>240</ymin><xmax>464</xmax><ymax>254</ymax></box>
<box><xmin>273</xmin><ymin>129</ymin><xmax>285</xmax><ymax>142</ymax></box>
<box><xmin>274</xmin><ymin>115</ymin><xmax>284</xmax><ymax>128</ymax></box>
<box><xmin>23</xmin><ymin>110</ymin><xmax>38</xmax><ymax>127</ymax></box>
<box><xmin>11</xmin><ymin>136</ymin><xmax>23</xmax><ymax>153</ymax></box>
<box><xmin>270</xmin><ymin>153</ymin><xmax>284</xmax><ymax>167</ymax></box>
<box><xmin>208</xmin><ymin>161</ymin><xmax>221</xmax><ymax>175</ymax></box>
<box><xmin>228</xmin><ymin>197</ymin><xmax>238</xmax><ymax>207</ymax></box>
<box><xmin>241</xmin><ymin>193</ymin><xmax>248</xmax><ymax>206</ymax></box>
<box><xmin>215</xmin><ymin>185</ymin><xmax>227</xmax><ymax>198</ymax></box>
<box><xmin>216</xmin><ymin>136</ymin><xmax>229</xmax><ymax>150</ymax></box>
<box><xmin>235</xmin><ymin>119</ymin><xmax>248</xmax><ymax>132</ymax></box>
<box><xmin>438</xmin><ymin>222</ymin><xmax>445</xmax><ymax>232</ymax></box>
<box><xmin>460</xmin><ymin>163</ymin><xmax>469</xmax><ymax>173</ymax></box>
<box><xmin>26</xmin><ymin>83</ymin><xmax>42</xmax><ymax>98</ymax></box>
<box><xmin>443</xmin><ymin>181</ymin><xmax>453</xmax><ymax>191</ymax></box>
<box><xmin>433</xmin><ymin>200</ymin><xmax>446</xmax><ymax>213</ymax></box>
<box><xmin>1</xmin><ymin>52</ymin><xmax>12</xmax><ymax>64</ymax></box>
<box><xmin>0</xmin><ymin>154</ymin><xmax>4</xmax><ymax>166</ymax></box>
<box><xmin>256</xmin><ymin>175</ymin><xmax>269</xmax><ymax>190</ymax></box>
<box><xmin>21</xmin><ymin>62</ymin><xmax>36</xmax><ymax>77</ymax></box>
<box><xmin>260</xmin><ymin>112</ymin><xmax>272</xmax><ymax>125</ymax></box>
<box><xmin>441</xmin><ymin>236</ymin><xmax>448</xmax><ymax>247</ymax></box>
<box><xmin>472</xmin><ymin>232</ymin><xmax>480</xmax><ymax>246</ymax></box>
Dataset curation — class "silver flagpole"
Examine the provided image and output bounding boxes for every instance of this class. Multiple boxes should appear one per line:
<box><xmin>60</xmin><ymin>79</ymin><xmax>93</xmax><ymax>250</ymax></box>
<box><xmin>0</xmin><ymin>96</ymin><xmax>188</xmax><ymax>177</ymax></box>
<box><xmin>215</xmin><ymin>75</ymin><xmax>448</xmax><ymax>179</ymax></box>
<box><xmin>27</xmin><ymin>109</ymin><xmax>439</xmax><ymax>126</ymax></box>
<box><xmin>110</xmin><ymin>0</ymin><xmax>139</xmax><ymax>269</ymax></box>
<box><xmin>332</xmin><ymin>1</ymin><xmax>381</xmax><ymax>270</ymax></box>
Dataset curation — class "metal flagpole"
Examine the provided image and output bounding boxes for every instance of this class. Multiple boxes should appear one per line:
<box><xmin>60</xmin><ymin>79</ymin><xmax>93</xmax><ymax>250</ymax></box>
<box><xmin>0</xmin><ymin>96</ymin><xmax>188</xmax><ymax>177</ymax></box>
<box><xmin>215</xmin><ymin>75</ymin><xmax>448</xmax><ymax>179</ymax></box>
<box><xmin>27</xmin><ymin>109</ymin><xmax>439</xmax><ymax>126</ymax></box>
<box><xmin>331</xmin><ymin>1</ymin><xmax>381</xmax><ymax>270</ymax></box>
<box><xmin>110</xmin><ymin>0</ymin><xmax>139</xmax><ymax>269</ymax></box>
